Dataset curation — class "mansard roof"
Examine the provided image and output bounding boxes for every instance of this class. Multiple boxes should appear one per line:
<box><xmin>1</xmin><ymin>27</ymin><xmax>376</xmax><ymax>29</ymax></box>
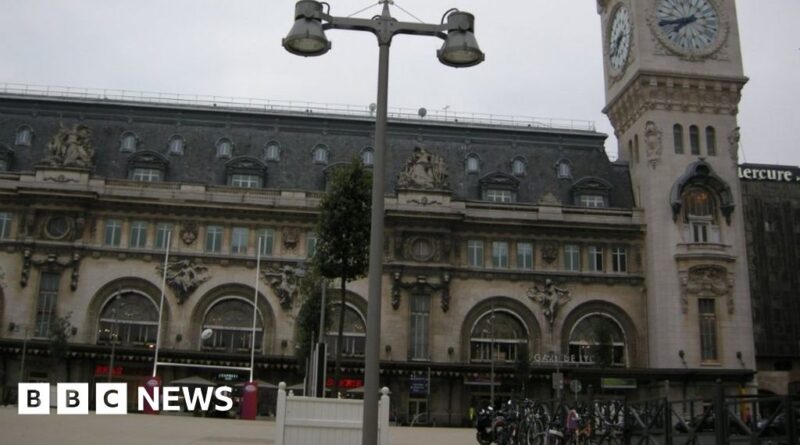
<box><xmin>0</xmin><ymin>94</ymin><xmax>634</xmax><ymax>208</ymax></box>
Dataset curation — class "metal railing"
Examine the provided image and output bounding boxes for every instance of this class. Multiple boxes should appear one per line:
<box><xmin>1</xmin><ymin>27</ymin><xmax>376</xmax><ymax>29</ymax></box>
<box><xmin>0</xmin><ymin>82</ymin><xmax>596</xmax><ymax>132</ymax></box>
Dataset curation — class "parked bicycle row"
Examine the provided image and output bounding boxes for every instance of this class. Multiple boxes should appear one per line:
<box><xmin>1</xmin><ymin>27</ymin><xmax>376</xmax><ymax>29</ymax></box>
<box><xmin>474</xmin><ymin>394</ymin><xmax>800</xmax><ymax>445</ymax></box>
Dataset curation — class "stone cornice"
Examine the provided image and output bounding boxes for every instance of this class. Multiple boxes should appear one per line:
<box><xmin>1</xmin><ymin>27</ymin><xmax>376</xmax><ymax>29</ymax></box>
<box><xmin>604</xmin><ymin>71</ymin><xmax>748</xmax><ymax>137</ymax></box>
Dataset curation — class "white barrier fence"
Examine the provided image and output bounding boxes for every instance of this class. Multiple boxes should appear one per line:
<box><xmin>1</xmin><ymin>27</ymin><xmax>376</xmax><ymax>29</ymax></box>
<box><xmin>275</xmin><ymin>382</ymin><xmax>390</xmax><ymax>445</ymax></box>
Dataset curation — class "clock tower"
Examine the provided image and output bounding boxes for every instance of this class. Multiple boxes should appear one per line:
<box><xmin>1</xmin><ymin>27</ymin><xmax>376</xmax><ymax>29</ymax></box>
<box><xmin>597</xmin><ymin>0</ymin><xmax>755</xmax><ymax>374</ymax></box>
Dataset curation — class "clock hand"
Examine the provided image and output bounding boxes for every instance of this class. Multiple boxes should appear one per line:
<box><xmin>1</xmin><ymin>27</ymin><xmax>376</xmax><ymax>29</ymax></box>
<box><xmin>659</xmin><ymin>15</ymin><xmax>698</xmax><ymax>32</ymax></box>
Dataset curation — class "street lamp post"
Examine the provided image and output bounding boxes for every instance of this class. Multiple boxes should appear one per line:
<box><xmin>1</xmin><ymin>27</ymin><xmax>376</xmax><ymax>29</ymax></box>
<box><xmin>283</xmin><ymin>2</ymin><xmax>483</xmax><ymax>443</ymax></box>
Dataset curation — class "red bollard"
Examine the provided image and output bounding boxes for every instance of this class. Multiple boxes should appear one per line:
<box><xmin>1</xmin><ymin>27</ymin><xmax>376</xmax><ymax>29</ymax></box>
<box><xmin>142</xmin><ymin>376</ymin><xmax>161</xmax><ymax>415</ymax></box>
<box><xmin>240</xmin><ymin>381</ymin><xmax>258</xmax><ymax>420</ymax></box>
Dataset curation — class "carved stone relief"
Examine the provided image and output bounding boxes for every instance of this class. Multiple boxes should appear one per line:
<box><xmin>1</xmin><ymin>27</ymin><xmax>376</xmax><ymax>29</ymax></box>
<box><xmin>527</xmin><ymin>279</ymin><xmax>571</xmax><ymax>327</ymax></box>
<box><xmin>396</xmin><ymin>146</ymin><xmax>449</xmax><ymax>190</ymax></box>
<box><xmin>283</xmin><ymin>229</ymin><xmax>299</xmax><ymax>251</ymax></box>
<box><xmin>644</xmin><ymin>121</ymin><xmax>663</xmax><ymax>169</ymax></box>
<box><xmin>728</xmin><ymin>127</ymin><xmax>740</xmax><ymax>163</ymax></box>
<box><xmin>43</xmin><ymin>123</ymin><xmax>95</xmax><ymax>169</ymax></box>
<box><xmin>391</xmin><ymin>272</ymin><xmax>450</xmax><ymax>312</ymax></box>
<box><xmin>261</xmin><ymin>263</ymin><xmax>305</xmax><ymax>310</ymax></box>
<box><xmin>679</xmin><ymin>265</ymin><xmax>734</xmax><ymax>314</ymax></box>
<box><xmin>20</xmin><ymin>248</ymin><xmax>82</xmax><ymax>290</ymax></box>
<box><xmin>541</xmin><ymin>242</ymin><xmax>558</xmax><ymax>264</ymax></box>
<box><xmin>538</xmin><ymin>192</ymin><xmax>561</xmax><ymax>206</ymax></box>
<box><xmin>158</xmin><ymin>259</ymin><xmax>210</xmax><ymax>304</ymax></box>
<box><xmin>180</xmin><ymin>222</ymin><xmax>199</xmax><ymax>245</ymax></box>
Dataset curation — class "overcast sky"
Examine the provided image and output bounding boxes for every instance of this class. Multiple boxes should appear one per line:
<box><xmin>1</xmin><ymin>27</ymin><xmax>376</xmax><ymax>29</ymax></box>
<box><xmin>1</xmin><ymin>1</ymin><xmax>797</xmax><ymax>165</ymax></box>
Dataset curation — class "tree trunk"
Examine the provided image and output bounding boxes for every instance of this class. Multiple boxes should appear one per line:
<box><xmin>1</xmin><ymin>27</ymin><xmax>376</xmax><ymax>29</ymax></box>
<box><xmin>333</xmin><ymin>280</ymin><xmax>347</xmax><ymax>397</ymax></box>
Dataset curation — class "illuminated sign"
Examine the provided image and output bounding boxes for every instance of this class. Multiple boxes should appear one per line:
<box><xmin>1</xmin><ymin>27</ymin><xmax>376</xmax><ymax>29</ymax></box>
<box><xmin>325</xmin><ymin>377</ymin><xmax>363</xmax><ymax>389</ymax></box>
<box><xmin>738</xmin><ymin>166</ymin><xmax>800</xmax><ymax>182</ymax></box>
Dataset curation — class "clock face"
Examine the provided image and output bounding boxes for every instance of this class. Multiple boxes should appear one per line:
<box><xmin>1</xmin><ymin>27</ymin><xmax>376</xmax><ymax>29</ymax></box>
<box><xmin>608</xmin><ymin>6</ymin><xmax>632</xmax><ymax>72</ymax></box>
<box><xmin>655</xmin><ymin>0</ymin><xmax>719</xmax><ymax>51</ymax></box>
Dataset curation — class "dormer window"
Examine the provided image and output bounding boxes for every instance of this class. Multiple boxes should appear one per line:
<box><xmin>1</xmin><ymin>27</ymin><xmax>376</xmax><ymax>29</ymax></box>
<box><xmin>313</xmin><ymin>144</ymin><xmax>329</xmax><ymax>164</ymax></box>
<box><xmin>466</xmin><ymin>154</ymin><xmax>480</xmax><ymax>174</ymax></box>
<box><xmin>120</xmin><ymin>132</ymin><xmax>138</xmax><ymax>153</ymax></box>
<box><xmin>130</xmin><ymin>168</ymin><xmax>162</xmax><ymax>182</ymax></box>
<box><xmin>168</xmin><ymin>135</ymin><xmax>184</xmax><ymax>156</ymax></box>
<box><xmin>571</xmin><ymin>177</ymin><xmax>613</xmax><ymax>208</ymax></box>
<box><xmin>127</xmin><ymin>150</ymin><xmax>169</xmax><ymax>182</ymax></box>
<box><xmin>578</xmin><ymin>194</ymin><xmax>606</xmax><ymax>208</ymax></box>
<box><xmin>485</xmin><ymin>189</ymin><xmax>514</xmax><ymax>203</ymax></box>
<box><xmin>265</xmin><ymin>141</ymin><xmax>280</xmax><ymax>161</ymax></box>
<box><xmin>216</xmin><ymin>138</ymin><xmax>234</xmax><ymax>159</ymax></box>
<box><xmin>15</xmin><ymin>125</ymin><xmax>33</xmax><ymax>147</ymax></box>
<box><xmin>0</xmin><ymin>144</ymin><xmax>13</xmax><ymax>171</ymax></box>
<box><xmin>556</xmin><ymin>159</ymin><xmax>573</xmax><ymax>179</ymax></box>
<box><xmin>361</xmin><ymin>147</ymin><xmax>374</xmax><ymax>166</ymax></box>
<box><xmin>511</xmin><ymin>157</ymin><xmax>526</xmax><ymax>176</ymax></box>
<box><xmin>226</xmin><ymin>156</ymin><xmax>266</xmax><ymax>188</ymax></box>
<box><xmin>479</xmin><ymin>172</ymin><xmax>520</xmax><ymax>203</ymax></box>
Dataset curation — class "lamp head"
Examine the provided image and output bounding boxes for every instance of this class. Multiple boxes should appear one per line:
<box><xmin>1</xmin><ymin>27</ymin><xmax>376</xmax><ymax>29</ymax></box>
<box><xmin>437</xmin><ymin>11</ymin><xmax>485</xmax><ymax>68</ymax></box>
<box><xmin>283</xmin><ymin>0</ymin><xmax>331</xmax><ymax>57</ymax></box>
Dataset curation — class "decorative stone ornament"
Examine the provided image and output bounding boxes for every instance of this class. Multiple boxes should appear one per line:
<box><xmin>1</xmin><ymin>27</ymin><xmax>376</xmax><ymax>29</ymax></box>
<box><xmin>728</xmin><ymin>127</ymin><xmax>740</xmax><ymax>163</ymax></box>
<box><xmin>396</xmin><ymin>146</ymin><xmax>449</xmax><ymax>190</ymax></box>
<box><xmin>679</xmin><ymin>265</ymin><xmax>734</xmax><ymax>314</ymax></box>
<box><xmin>527</xmin><ymin>279</ymin><xmax>571</xmax><ymax>326</ymax></box>
<box><xmin>20</xmin><ymin>248</ymin><xmax>83</xmax><ymax>290</ymax></box>
<box><xmin>644</xmin><ymin>121</ymin><xmax>663</xmax><ymax>169</ymax></box>
<box><xmin>282</xmin><ymin>229</ymin><xmax>299</xmax><ymax>251</ymax></box>
<box><xmin>180</xmin><ymin>222</ymin><xmax>199</xmax><ymax>245</ymax></box>
<box><xmin>43</xmin><ymin>123</ymin><xmax>95</xmax><ymax>169</ymax></box>
<box><xmin>390</xmin><ymin>272</ymin><xmax>451</xmax><ymax>312</ymax></box>
<box><xmin>541</xmin><ymin>242</ymin><xmax>558</xmax><ymax>264</ymax></box>
<box><xmin>158</xmin><ymin>259</ymin><xmax>210</xmax><ymax>304</ymax></box>
<box><xmin>261</xmin><ymin>263</ymin><xmax>305</xmax><ymax>310</ymax></box>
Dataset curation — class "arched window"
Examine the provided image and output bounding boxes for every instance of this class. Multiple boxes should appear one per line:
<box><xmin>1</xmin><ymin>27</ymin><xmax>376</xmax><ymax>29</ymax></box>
<box><xmin>201</xmin><ymin>298</ymin><xmax>263</xmax><ymax>353</ymax></box>
<box><xmin>469</xmin><ymin>310</ymin><xmax>527</xmax><ymax>363</ymax></box>
<box><xmin>216</xmin><ymin>138</ymin><xmax>234</xmax><ymax>159</ymax></box>
<box><xmin>673</xmin><ymin>124</ymin><xmax>684</xmax><ymax>154</ymax></box>
<box><xmin>313</xmin><ymin>144</ymin><xmax>329</xmax><ymax>164</ymax></box>
<box><xmin>325</xmin><ymin>303</ymin><xmax>366</xmax><ymax>358</ymax></box>
<box><xmin>690</xmin><ymin>125</ymin><xmax>701</xmax><ymax>155</ymax></box>
<box><xmin>361</xmin><ymin>148</ymin><xmax>374</xmax><ymax>166</ymax></box>
<box><xmin>568</xmin><ymin>314</ymin><xmax>626</xmax><ymax>367</ymax></box>
<box><xmin>120</xmin><ymin>132</ymin><xmax>138</xmax><ymax>153</ymax></box>
<box><xmin>265</xmin><ymin>141</ymin><xmax>280</xmax><ymax>161</ymax></box>
<box><xmin>466</xmin><ymin>154</ymin><xmax>480</xmax><ymax>174</ymax></box>
<box><xmin>15</xmin><ymin>125</ymin><xmax>33</xmax><ymax>147</ymax></box>
<box><xmin>705</xmin><ymin>126</ymin><xmax>717</xmax><ymax>156</ymax></box>
<box><xmin>97</xmin><ymin>291</ymin><xmax>159</xmax><ymax>347</ymax></box>
<box><xmin>512</xmin><ymin>158</ymin><xmax>526</xmax><ymax>176</ymax></box>
<box><xmin>683</xmin><ymin>187</ymin><xmax>719</xmax><ymax>243</ymax></box>
<box><xmin>168</xmin><ymin>135</ymin><xmax>185</xmax><ymax>156</ymax></box>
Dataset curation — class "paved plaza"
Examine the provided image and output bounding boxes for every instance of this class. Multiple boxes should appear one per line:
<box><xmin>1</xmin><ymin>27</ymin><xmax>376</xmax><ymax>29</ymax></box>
<box><xmin>0</xmin><ymin>406</ymin><xmax>474</xmax><ymax>445</ymax></box>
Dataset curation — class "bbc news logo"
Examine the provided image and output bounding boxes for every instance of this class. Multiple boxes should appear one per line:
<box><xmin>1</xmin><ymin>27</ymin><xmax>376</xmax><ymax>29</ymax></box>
<box><xmin>18</xmin><ymin>383</ymin><xmax>233</xmax><ymax>415</ymax></box>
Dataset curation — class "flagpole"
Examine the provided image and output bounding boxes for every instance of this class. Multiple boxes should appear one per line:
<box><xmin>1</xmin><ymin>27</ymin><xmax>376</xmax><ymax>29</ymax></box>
<box><xmin>250</xmin><ymin>236</ymin><xmax>262</xmax><ymax>381</ymax></box>
<box><xmin>152</xmin><ymin>230</ymin><xmax>171</xmax><ymax>377</ymax></box>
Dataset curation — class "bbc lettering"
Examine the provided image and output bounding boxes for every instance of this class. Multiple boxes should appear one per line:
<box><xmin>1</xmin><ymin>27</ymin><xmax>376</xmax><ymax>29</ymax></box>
<box><xmin>18</xmin><ymin>383</ymin><xmax>233</xmax><ymax>415</ymax></box>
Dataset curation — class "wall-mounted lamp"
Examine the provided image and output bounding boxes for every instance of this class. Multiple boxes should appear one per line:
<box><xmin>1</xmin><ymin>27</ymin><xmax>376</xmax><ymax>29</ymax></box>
<box><xmin>385</xmin><ymin>344</ymin><xmax>392</xmax><ymax>354</ymax></box>
<box><xmin>447</xmin><ymin>346</ymin><xmax>454</xmax><ymax>356</ymax></box>
<box><xmin>175</xmin><ymin>334</ymin><xmax>183</xmax><ymax>342</ymax></box>
<box><xmin>8</xmin><ymin>322</ymin><xmax>16</xmax><ymax>332</ymax></box>
<box><xmin>70</xmin><ymin>327</ymin><xmax>78</xmax><ymax>336</ymax></box>
<box><xmin>678</xmin><ymin>350</ymin><xmax>687</xmax><ymax>367</ymax></box>
<box><xmin>281</xmin><ymin>339</ymin><xmax>289</xmax><ymax>349</ymax></box>
<box><xmin>736</xmin><ymin>351</ymin><xmax>745</xmax><ymax>368</ymax></box>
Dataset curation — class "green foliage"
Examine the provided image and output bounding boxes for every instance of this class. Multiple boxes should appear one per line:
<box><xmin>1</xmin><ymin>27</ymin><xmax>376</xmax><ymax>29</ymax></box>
<box><xmin>48</xmin><ymin>313</ymin><xmax>75</xmax><ymax>381</ymax></box>
<box><xmin>294</xmin><ymin>268</ymin><xmax>331</xmax><ymax>367</ymax></box>
<box><xmin>314</xmin><ymin>158</ymin><xmax>372</xmax><ymax>283</ymax></box>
